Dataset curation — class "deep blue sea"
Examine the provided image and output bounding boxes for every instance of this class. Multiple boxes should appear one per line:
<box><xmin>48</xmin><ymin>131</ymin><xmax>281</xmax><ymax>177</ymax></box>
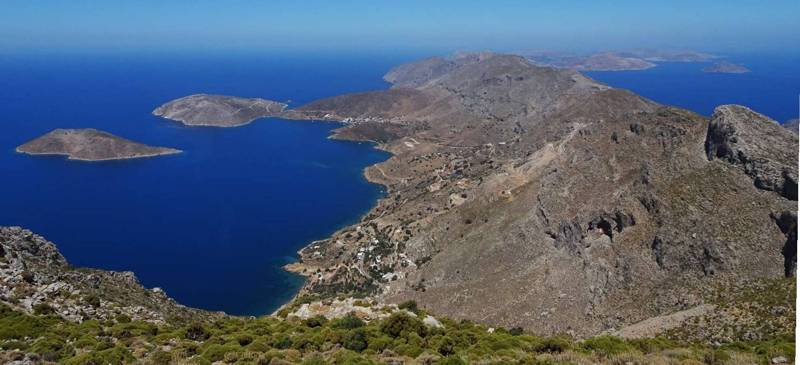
<box><xmin>0</xmin><ymin>51</ymin><xmax>422</xmax><ymax>315</ymax></box>
<box><xmin>1</xmin><ymin>51</ymin><xmax>797</xmax><ymax>316</ymax></box>
<box><xmin>585</xmin><ymin>53</ymin><xmax>800</xmax><ymax>123</ymax></box>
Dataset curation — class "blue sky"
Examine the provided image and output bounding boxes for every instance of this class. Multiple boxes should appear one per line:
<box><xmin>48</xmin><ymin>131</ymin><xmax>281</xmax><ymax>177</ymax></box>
<box><xmin>1</xmin><ymin>0</ymin><xmax>798</xmax><ymax>53</ymax></box>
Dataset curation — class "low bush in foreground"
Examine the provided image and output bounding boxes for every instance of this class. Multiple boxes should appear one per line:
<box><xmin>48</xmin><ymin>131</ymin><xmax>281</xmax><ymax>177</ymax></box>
<box><xmin>0</xmin><ymin>303</ymin><xmax>794</xmax><ymax>365</ymax></box>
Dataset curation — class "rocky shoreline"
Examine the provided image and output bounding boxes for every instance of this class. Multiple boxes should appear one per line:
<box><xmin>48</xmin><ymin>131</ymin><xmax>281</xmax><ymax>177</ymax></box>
<box><xmin>16</xmin><ymin>128</ymin><xmax>181</xmax><ymax>161</ymax></box>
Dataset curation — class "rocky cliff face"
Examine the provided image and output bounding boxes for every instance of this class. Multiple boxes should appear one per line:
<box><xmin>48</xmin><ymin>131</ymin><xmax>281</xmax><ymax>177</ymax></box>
<box><xmin>282</xmin><ymin>53</ymin><xmax>797</xmax><ymax>338</ymax></box>
<box><xmin>0</xmin><ymin>227</ymin><xmax>218</xmax><ymax>324</ymax></box>
<box><xmin>705</xmin><ymin>105</ymin><xmax>798</xmax><ymax>200</ymax></box>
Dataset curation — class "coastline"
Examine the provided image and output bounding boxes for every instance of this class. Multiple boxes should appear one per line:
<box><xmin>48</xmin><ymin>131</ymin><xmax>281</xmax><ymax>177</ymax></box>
<box><xmin>276</xmin><ymin>117</ymin><xmax>396</xmax><ymax>313</ymax></box>
<box><xmin>15</xmin><ymin>147</ymin><xmax>183</xmax><ymax>161</ymax></box>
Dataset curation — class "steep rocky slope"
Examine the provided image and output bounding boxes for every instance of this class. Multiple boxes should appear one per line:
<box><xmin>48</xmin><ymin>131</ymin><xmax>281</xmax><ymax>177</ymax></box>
<box><xmin>281</xmin><ymin>53</ymin><xmax>797</xmax><ymax>338</ymax></box>
<box><xmin>16</xmin><ymin>129</ymin><xmax>181</xmax><ymax>161</ymax></box>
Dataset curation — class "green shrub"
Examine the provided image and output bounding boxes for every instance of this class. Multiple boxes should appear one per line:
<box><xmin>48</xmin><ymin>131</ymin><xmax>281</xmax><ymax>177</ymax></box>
<box><xmin>236</xmin><ymin>333</ymin><xmax>254</xmax><ymax>346</ymax></box>
<box><xmin>83</xmin><ymin>294</ymin><xmax>101</xmax><ymax>308</ymax></box>
<box><xmin>0</xmin><ymin>305</ymin><xmax>57</xmax><ymax>340</ymax></box>
<box><xmin>72</xmin><ymin>335</ymin><xmax>98</xmax><ymax>349</ymax></box>
<box><xmin>201</xmin><ymin>343</ymin><xmax>239</xmax><ymax>362</ymax></box>
<box><xmin>753</xmin><ymin>339</ymin><xmax>796</xmax><ymax>361</ymax></box>
<box><xmin>63</xmin><ymin>345</ymin><xmax>134</xmax><ymax>365</ymax></box>
<box><xmin>398</xmin><ymin>300</ymin><xmax>419</xmax><ymax>313</ymax></box>
<box><xmin>148</xmin><ymin>350</ymin><xmax>173</xmax><ymax>365</ymax></box>
<box><xmin>532</xmin><ymin>336</ymin><xmax>571</xmax><ymax>353</ymax></box>
<box><xmin>0</xmin><ymin>339</ymin><xmax>30</xmax><ymax>351</ymax></box>
<box><xmin>30</xmin><ymin>336</ymin><xmax>75</xmax><ymax>361</ymax></box>
<box><xmin>703</xmin><ymin>349</ymin><xmax>731</xmax><ymax>365</ymax></box>
<box><xmin>92</xmin><ymin>338</ymin><xmax>113</xmax><ymax>352</ymax></box>
<box><xmin>436</xmin><ymin>355</ymin><xmax>466</xmax><ymax>365</ymax></box>
<box><xmin>580</xmin><ymin>335</ymin><xmax>634</xmax><ymax>356</ymax></box>
<box><xmin>342</xmin><ymin>328</ymin><xmax>369</xmax><ymax>351</ymax></box>
<box><xmin>331</xmin><ymin>313</ymin><xmax>365</xmax><ymax>329</ymax></box>
<box><xmin>394</xmin><ymin>343</ymin><xmax>425</xmax><ymax>357</ymax></box>
<box><xmin>303</xmin><ymin>355</ymin><xmax>328</xmax><ymax>365</ymax></box>
<box><xmin>247</xmin><ymin>340</ymin><xmax>271</xmax><ymax>353</ymax></box>
<box><xmin>32</xmin><ymin>303</ymin><xmax>55</xmax><ymax>315</ymax></box>
<box><xmin>380</xmin><ymin>312</ymin><xmax>427</xmax><ymax>338</ymax></box>
<box><xmin>628</xmin><ymin>337</ymin><xmax>678</xmax><ymax>353</ymax></box>
<box><xmin>304</xmin><ymin>315</ymin><xmax>328</xmax><ymax>328</ymax></box>
<box><xmin>184</xmin><ymin>322</ymin><xmax>210</xmax><ymax>341</ymax></box>
<box><xmin>272</xmin><ymin>334</ymin><xmax>293</xmax><ymax>349</ymax></box>
<box><xmin>437</xmin><ymin>336</ymin><xmax>456</xmax><ymax>356</ymax></box>
<box><xmin>114</xmin><ymin>314</ymin><xmax>131</xmax><ymax>323</ymax></box>
<box><xmin>332</xmin><ymin>349</ymin><xmax>374</xmax><ymax>365</ymax></box>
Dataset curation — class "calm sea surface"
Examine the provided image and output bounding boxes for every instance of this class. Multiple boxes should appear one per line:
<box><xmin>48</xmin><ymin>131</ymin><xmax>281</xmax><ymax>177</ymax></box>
<box><xmin>0</xmin><ymin>51</ymin><xmax>419</xmax><ymax>315</ymax></box>
<box><xmin>585</xmin><ymin>53</ymin><xmax>800</xmax><ymax>122</ymax></box>
<box><xmin>1</xmin><ymin>51</ymin><xmax>796</xmax><ymax>315</ymax></box>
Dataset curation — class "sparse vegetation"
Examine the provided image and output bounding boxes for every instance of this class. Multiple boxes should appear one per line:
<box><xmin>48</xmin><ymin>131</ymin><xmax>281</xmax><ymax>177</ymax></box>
<box><xmin>0</xmin><ymin>302</ymin><xmax>793</xmax><ymax>365</ymax></box>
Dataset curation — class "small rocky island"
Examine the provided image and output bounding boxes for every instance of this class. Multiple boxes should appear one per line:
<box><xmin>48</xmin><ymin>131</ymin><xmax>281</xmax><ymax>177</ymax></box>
<box><xmin>153</xmin><ymin>94</ymin><xmax>288</xmax><ymax>127</ymax></box>
<box><xmin>703</xmin><ymin>60</ymin><xmax>750</xmax><ymax>73</ymax></box>
<box><xmin>16</xmin><ymin>128</ymin><xmax>181</xmax><ymax>161</ymax></box>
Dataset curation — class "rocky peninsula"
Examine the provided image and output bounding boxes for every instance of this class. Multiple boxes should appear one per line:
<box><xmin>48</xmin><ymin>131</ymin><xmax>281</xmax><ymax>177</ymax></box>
<box><xmin>277</xmin><ymin>52</ymin><xmax>796</xmax><ymax>338</ymax></box>
<box><xmin>153</xmin><ymin>94</ymin><xmax>287</xmax><ymax>127</ymax></box>
<box><xmin>703</xmin><ymin>61</ymin><xmax>751</xmax><ymax>73</ymax></box>
<box><xmin>102</xmin><ymin>53</ymin><xmax>796</xmax><ymax>339</ymax></box>
<box><xmin>16</xmin><ymin>128</ymin><xmax>181</xmax><ymax>161</ymax></box>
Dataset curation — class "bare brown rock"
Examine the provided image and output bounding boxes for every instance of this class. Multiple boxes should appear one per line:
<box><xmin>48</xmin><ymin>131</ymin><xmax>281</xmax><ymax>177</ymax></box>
<box><xmin>705</xmin><ymin>105</ymin><xmax>798</xmax><ymax>200</ymax></box>
<box><xmin>153</xmin><ymin>94</ymin><xmax>287</xmax><ymax>127</ymax></box>
<box><xmin>16</xmin><ymin>128</ymin><xmax>181</xmax><ymax>161</ymax></box>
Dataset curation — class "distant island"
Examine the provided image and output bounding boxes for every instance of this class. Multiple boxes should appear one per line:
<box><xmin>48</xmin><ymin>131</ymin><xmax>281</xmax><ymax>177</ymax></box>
<box><xmin>16</xmin><ymin>128</ymin><xmax>181</xmax><ymax>161</ymax></box>
<box><xmin>522</xmin><ymin>49</ymin><xmax>716</xmax><ymax>71</ymax></box>
<box><xmin>618</xmin><ymin>49</ymin><xmax>716</xmax><ymax>62</ymax></box>
<box><xmin>703</xmin><ymin>61</ymin><xmax>750</xmax><ymax>74</ymax></box>
<box><xmin>153</xmin><ymin>94</ymin><xmax>288</xmax><ymax>127</ymax></box>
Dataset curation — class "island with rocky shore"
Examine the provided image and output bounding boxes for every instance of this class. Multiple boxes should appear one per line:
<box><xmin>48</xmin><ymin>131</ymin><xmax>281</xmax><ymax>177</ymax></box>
<box><xmin>521</xmin><ymin>49</ymin><xmax>717</xmax><ymax>71</ymax></box>
<box><xmin>153</xmin><ymin>94</ymin><xmax>288</xmax><ymax>127</ymax></box>
<box><xmin>16</xmin><ymin>128</ymin><xmax>181</xmax><ymax>161</ymax></box>
<box><xmin>702</xmin><ymin>60</ymin><xmax>751</xmax><ymax>74</ymax></box>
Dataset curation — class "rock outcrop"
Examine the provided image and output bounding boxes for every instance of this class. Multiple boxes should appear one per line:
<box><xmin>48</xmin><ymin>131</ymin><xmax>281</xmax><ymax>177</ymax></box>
<box><xmin>705</xmin><ymin>105</ymin><xmax>798</xmax><ymax>200</ymax></box>
<box><xmin>153</xmin><ymin>94</ymin><xmax>287</xmax><ymax>127</ymax></box>
<box><xmin>0</xmin><ymin>227</ymin><xmax>218</xmax><ymax>324</ymax></box>
<box><xmin>16</xmin><ymin>128</ymin><xmax>181</xmax><ymax>161</ymax></box>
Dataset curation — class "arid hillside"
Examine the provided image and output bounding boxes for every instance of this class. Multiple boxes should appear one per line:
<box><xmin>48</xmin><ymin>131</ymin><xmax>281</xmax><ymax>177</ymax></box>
<box><xmin>282</xmin><ymin>53</ymin><xmax>797</xmax><ymax>338</ymax></box>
